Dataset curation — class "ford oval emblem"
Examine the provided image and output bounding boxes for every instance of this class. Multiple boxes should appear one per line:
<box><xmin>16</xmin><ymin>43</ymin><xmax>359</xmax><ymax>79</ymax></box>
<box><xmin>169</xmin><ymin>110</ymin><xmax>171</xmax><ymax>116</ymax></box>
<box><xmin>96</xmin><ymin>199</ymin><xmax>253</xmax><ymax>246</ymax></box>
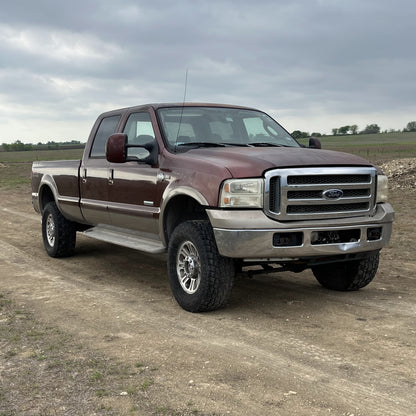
<box><xmin>322</xmin><ymin>189</ymin><xmax>344</xmax><ymax>200</ymax></box>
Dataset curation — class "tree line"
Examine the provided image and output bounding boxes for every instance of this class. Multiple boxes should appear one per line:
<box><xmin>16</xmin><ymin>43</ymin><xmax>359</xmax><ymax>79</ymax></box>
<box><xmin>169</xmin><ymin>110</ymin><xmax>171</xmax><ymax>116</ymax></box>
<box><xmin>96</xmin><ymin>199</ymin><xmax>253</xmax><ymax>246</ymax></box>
<box><xmin>1</xmin><ymin>140</ymin><xmax>84</xmax><ymax>152</ymax></box>
<box><xmin>291</xmin><ymin>121</ymin><xmax>416</xmax><ymax>140</ymax></box>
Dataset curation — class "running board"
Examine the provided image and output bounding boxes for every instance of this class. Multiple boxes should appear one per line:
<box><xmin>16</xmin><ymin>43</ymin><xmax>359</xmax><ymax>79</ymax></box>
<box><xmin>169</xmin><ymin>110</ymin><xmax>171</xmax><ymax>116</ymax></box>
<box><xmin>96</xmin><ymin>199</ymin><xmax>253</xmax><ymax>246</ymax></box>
<box><xmin>83</xmin><ymin>225</ymin><xmax>166</xmax><ymax>254</ymax></box>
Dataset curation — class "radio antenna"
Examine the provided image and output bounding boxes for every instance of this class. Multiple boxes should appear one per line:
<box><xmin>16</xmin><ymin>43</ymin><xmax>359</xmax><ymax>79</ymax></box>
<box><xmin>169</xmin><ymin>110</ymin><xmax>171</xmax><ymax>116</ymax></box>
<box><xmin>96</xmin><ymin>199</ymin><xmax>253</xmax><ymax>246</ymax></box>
<box><xmin>175</xmin><ymin>68</ymin><xmax>189</xmax><ymax>151</ymax></box>
<box><xmin>182</xmin><ymin>68</ymin><xmax>189</xmax><ymax>103</ymax></box>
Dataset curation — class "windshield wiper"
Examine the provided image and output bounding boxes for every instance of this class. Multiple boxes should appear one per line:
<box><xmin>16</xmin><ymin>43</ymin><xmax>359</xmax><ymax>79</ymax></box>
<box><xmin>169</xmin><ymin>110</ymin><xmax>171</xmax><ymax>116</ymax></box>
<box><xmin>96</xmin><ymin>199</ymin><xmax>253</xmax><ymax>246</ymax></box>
<box><xmin>221</xmin><ymin>142</ymin><xmax>251</xmax><ymax>147</ymax></box>
<box><xmin>250</xmin><ymin>142</ymin><xmax>290</xmax><ymax>147</ymax></box>
<box><xmin>176</xmin><ymin>142</ymin><xmax>226</xmax><ymax>148</ymax></box>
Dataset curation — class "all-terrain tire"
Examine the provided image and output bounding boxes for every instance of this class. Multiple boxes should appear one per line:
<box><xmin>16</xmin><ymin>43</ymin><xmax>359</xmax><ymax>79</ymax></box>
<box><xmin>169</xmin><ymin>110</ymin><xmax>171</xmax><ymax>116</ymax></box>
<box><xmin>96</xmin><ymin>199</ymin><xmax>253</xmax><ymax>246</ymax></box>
<box><xmin>168</xmin><ymin>220</ymin><xmax>235</xmax><ymax>312</ymax></box>
<box><xmin>42</xmin><ymin>201</ymin><xmax>76</xmax><ymax>258</ymax></box>
<box><xmin>312</xmin><ymin>252</ymin><xmax>380</xmax><ymax>291</ymax></box>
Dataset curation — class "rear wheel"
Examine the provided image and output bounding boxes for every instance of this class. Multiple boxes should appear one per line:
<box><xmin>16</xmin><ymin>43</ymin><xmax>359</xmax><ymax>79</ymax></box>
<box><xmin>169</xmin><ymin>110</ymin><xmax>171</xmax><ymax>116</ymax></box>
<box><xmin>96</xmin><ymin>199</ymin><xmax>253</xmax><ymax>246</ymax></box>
<box><xmin>312</xmin><ymin>252</ymin><xmax>379</xmax><ymax>291</ymax></box>
<box><xmin>42</xmin><ymin>202</ymin><xmax>76</xmax><ymax>258</ymax></box>
<box><xmin>168</xmin><ymin>220</ymin><xmax>235</xmax><ymax>312</ymax></box>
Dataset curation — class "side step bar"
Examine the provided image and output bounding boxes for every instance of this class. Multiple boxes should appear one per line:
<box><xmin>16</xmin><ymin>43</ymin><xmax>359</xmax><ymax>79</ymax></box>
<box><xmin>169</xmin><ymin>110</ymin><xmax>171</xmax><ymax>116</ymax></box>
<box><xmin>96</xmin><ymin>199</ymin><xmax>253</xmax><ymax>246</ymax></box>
<box><xmin>83</xmin><ymin>225</ymin><xmax>166</xmax><ymax>254</ymax></box>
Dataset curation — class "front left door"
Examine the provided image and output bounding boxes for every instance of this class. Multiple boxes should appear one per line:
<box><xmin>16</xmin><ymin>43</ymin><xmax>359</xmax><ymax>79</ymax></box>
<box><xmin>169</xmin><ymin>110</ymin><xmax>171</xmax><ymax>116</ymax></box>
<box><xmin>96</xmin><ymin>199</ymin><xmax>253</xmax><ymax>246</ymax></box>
<box><xmin>107</xmin><ymin>112</ymin><xmax>166</xmax><ymax>236</ymax></box>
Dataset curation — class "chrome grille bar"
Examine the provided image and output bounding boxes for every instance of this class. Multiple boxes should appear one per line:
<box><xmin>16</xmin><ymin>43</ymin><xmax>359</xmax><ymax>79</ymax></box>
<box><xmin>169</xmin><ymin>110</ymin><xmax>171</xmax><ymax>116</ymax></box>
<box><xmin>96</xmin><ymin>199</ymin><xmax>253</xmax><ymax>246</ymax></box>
<box><xmin>264</xmin><ymin>167</ymin><xmax>377</xmax><ymax>221</ymax></box>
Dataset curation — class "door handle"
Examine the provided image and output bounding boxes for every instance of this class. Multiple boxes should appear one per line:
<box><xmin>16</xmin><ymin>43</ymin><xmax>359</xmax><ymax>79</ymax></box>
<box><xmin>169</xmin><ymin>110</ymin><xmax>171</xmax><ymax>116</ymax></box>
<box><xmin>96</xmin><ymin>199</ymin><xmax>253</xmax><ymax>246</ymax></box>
<box><xmin>82</xmin><ymin>168</ymin><xmax>87</xmax><ymax>183</ymax></box>
<box><xmin>108</xmin><ymin>168</ymin><xmax>114</xmax><ymax>185</ymax></box>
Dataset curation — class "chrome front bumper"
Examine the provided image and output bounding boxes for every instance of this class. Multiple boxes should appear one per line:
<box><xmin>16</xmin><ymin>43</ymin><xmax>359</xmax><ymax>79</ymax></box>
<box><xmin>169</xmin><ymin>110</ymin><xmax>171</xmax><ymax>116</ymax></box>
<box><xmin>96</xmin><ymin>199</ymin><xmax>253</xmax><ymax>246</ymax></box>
<box><xmin>207</xmin><ymin>203</ymin><xmax>394</xmax><ymax>261</ymax></box>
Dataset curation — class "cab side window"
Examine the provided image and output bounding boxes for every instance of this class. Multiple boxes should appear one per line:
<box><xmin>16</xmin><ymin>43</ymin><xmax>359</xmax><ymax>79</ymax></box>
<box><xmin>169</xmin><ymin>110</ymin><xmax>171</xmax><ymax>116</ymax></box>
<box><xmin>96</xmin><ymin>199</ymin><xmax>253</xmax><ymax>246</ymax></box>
<box><xmin>124</xmin><ymin>112</ymin><xmax>155</xmax><ymax>143</ymax></box>
<box><xmin>123</xmin><ymin>112</ymin><xmax>155</xmax><ymax>159</ymax></box>
<box><xmin>90</xmin><ymin>115</ymin><xmax>121</xmax><ymax>158</ymax></box>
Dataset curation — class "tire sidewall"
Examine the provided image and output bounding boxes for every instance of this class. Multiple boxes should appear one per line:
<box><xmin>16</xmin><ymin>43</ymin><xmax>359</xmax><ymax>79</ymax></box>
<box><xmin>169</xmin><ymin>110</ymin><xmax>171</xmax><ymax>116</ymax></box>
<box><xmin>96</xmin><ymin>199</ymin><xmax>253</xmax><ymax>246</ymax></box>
<box><xmin>168</xmin><ymin>221</ymin><xmax>234</xmax><ymax>312</ymax></box>
<box><xmin>42</xmin><ymin>202</ymin><xmax>59</xmax><ymax>257</ymax></box>
<box><xmin>41</xmin><ymin>201</ymin><xmax>76</xmax><ymax>258</ymax></box>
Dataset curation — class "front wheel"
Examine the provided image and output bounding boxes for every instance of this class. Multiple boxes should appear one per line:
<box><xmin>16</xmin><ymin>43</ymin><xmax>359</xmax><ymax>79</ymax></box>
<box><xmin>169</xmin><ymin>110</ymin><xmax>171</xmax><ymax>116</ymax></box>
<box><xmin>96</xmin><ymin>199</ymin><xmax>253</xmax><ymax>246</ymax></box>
<box><xmin>168</xmin><ymin>220</ymin><xmax>235</xmax><ymax>312</ymax></box>
<box><xmin>42</xmin><ymin>202</ymin><xmax>76</xmax><ymax>258</ymax></box>
<box><xmin>312</xmin><ymin>252</ymin><xmax>379</xmax><ymax>291</ymax></box>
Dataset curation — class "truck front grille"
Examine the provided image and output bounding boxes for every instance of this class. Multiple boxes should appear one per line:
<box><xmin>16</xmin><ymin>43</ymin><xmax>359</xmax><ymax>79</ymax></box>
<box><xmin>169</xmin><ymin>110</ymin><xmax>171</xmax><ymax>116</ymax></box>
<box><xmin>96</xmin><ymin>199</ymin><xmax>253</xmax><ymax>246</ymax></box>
<box><xmin>265</xmin><ymin>167</ymin><xmax>377</xmax><ymax>221</ymax></box>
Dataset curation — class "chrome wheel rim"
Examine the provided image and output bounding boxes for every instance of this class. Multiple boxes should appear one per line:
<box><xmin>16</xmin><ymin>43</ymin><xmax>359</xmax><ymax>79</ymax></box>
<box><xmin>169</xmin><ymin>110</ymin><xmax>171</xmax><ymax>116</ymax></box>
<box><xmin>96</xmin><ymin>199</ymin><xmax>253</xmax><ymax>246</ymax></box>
<box><xmin>46</xmin><ymin>214</ymin><xmax>56</xmax><ymax>247</ymax></box>
<box><xmin>176</xmin><ymin>241</ymin><xmax>201</xmax><ymax>294</ymax></box>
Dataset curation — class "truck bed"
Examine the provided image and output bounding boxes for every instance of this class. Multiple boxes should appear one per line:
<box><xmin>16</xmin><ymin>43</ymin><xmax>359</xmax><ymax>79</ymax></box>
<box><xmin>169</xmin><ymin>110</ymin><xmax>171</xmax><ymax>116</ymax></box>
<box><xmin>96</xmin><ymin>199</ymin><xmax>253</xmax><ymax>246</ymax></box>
<box><xmin>31</xmin><ymin>159</ymin><xmax>83</xmax><ymax>222</ymax></box>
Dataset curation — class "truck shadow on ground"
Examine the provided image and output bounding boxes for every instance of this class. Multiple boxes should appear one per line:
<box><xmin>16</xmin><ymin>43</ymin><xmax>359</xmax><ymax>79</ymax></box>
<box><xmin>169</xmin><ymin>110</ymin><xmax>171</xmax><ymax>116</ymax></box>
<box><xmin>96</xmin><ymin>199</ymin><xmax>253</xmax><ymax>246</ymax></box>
<box><xmin>67</xmin><ymin>236</ymin><xmax>378</xmax><ymax>316</ymax></box>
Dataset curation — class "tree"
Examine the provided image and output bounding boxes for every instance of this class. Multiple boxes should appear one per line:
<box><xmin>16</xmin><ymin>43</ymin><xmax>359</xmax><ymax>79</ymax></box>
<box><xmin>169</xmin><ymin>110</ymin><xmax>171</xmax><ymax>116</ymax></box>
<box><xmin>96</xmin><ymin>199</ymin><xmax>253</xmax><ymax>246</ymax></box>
<box><xmin>338</xmin><ymin>125</ymin><xmax>350</xmax><ymax>135</ymax></box>
<box><xmin>12</xmin><ymin>140</ymin><xmax>24</xmax><ymax>151</ymax></box>
<box><xmin>291</xmin><ymin>130</ymin><xmax>309</xmax><ymax>139</ymax></box>
<box><xmin>332</xmin><ymin>125</ymin><xmax>359</xmax><ymax>135</ymax></box>
<box><xmin>360</xmin><ymin>124</ymin><xmax>380</xmax><ymax>134</ymax></box>
<box><xmin>404</xmin><ymin>121</ymin><xmax>416</xmax><ymax>132</ymax></box>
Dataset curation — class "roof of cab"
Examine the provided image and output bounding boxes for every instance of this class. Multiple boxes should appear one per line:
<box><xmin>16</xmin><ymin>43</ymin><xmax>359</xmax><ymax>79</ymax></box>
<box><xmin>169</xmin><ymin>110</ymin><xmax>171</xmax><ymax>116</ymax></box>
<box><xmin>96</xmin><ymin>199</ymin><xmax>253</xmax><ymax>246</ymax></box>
<box><xmin>98</xmin><ymin>102</ymin><xmax>258</xmax><ymax>117</ymax></box>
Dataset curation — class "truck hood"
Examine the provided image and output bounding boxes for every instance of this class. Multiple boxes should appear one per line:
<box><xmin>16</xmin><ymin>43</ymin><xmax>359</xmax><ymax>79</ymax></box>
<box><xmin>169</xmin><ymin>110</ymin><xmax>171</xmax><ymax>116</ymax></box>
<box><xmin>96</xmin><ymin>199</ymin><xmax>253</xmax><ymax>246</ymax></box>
<box><xmin>182</xmin><ymin>146</ymin><xmax>373</xmax><ymax>178</ymax></box>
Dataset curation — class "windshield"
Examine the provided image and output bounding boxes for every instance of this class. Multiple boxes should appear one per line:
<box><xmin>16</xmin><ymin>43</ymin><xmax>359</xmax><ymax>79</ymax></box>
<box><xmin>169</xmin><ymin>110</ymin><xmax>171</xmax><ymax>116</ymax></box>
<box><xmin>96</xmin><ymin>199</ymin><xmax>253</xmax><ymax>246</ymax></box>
<box><xmin>157</xmin><ymin>106</ymin><xmax>300</xmax><ymax>151</ymax></box>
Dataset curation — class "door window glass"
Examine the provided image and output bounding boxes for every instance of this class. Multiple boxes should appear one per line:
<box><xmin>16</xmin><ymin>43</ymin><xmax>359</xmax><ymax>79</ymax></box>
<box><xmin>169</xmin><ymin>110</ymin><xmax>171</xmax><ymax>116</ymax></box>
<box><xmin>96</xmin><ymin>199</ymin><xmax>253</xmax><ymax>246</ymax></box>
<box><xmin>124</xmin><ymin>112</ymin><xmax>155</xmax><ymax>143</ymax></box>
<box><xmin>123</xmin><ymin>112</ymin><xmax>155</xmax><ymax>158</ymax></box>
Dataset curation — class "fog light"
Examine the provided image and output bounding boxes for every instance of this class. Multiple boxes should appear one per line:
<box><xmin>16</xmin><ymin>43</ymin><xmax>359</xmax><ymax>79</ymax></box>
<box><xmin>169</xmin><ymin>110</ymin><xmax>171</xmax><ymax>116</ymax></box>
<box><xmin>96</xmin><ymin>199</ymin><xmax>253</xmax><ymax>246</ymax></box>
<box><xmin>367</xmin><ymin>227</ymin><xmax>382</xmax><ymax>241</ymax></box>
<box><xmin>273</xmin><ymin>232</ymin><xmax>303</xmax><ymax>247</ymax></box>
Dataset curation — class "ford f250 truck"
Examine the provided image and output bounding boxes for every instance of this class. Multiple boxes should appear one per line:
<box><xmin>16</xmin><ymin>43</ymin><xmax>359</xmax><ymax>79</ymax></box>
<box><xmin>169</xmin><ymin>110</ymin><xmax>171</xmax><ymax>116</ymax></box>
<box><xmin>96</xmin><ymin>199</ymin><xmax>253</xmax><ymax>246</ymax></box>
<box><xmin>31</xmin><ymin>103</ymin><xmax>394</xmax><ymax>312</ymax></box>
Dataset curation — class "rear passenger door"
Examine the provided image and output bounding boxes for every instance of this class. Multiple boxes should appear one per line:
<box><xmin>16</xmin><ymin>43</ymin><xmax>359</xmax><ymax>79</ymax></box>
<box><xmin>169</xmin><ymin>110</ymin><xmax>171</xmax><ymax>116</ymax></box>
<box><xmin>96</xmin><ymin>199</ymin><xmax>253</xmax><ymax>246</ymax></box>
<box><xmin>107</xmin><ymin>112</ymin><xmax>165</xmax><ymax>236</ymax></box>
<box><xmin>80</xmin><ymin>114</ymin><xmax>120</xmax><ymax>225</ymax></box>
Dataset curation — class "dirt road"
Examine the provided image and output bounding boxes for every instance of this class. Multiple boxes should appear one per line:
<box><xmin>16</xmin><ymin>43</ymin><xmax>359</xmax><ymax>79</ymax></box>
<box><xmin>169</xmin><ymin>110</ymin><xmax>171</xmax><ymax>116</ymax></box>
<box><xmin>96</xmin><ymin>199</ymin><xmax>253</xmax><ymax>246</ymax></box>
<box><xmin>1</xmin><ymin>184</ymin><xmax>415</xmax><ymax>415</ymax></box>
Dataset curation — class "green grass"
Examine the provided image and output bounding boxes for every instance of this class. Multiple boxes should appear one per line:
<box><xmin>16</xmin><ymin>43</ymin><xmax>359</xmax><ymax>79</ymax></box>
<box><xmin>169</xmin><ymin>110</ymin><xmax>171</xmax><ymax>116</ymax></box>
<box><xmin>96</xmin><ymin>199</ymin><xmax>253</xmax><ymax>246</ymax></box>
<box><xmin>321</xmin><ymin>131</ymin><xmax>416</xmax><ymax>145</ymax></box>
<box><xmin>0</xmin><ymin>148</ymin><xmax>84</xmax><ymax>163</ymax></box>
<box><xmin>0</xmin><ymin>148</ymin><xmax>84</xmax><ymax>189</ymax></box>
<box><xmin>297</xmin><ymin>131</ymin><xmax>416</xmax><ymax>163</ymax></box>
<box><xmin>0</xmin><ymin>162</ymin><xmax>32</xmax><ymax>189</ymax></box>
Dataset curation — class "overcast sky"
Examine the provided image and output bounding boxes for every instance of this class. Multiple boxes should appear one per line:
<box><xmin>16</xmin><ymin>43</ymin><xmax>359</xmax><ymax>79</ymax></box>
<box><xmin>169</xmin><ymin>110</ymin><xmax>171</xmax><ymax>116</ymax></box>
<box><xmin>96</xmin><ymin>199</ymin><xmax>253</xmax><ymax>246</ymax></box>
<box><xmin>1</xmin><ymin>0</ymin><xmax>415</xmax><ymax>144</ymax></box>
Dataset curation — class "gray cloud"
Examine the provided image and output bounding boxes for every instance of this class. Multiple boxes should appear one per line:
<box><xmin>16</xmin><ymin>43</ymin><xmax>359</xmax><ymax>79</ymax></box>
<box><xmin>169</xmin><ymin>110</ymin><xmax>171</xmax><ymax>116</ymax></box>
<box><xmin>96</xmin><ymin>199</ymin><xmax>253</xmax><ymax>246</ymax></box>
<box><xmin>0</xmin><ymin>0</ymin><xmax>415</xmax><ymax>143</ymax></box>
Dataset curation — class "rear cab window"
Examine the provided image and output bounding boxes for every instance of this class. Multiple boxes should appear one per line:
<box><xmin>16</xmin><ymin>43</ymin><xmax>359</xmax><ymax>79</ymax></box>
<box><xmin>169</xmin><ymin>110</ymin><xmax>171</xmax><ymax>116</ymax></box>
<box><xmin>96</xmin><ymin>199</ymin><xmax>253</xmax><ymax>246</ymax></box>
<box><xmin>90</xmin><ymin>115</ymin><xmax>121</xmax><ymax>158</ymax></box>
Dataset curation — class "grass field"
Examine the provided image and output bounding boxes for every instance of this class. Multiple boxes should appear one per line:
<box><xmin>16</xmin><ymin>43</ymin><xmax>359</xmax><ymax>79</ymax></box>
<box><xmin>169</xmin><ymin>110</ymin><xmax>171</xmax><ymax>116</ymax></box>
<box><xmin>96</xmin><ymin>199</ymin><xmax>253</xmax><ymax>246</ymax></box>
<box><xmin>297</xmin><ymin>131</ymin><xmax>416</xmax><ymax>162</ymax></box>
<box><xmin>0</xmin><ymin>148</ymin><xmax>85</xmax><ymax>189</ymax></box>
<box><xmin>0</xmin><ymin>149</ymin><xmax>83</xmax><ymax>189</ymax></box>
<box><xmin>0</xmin><ymin>147</ymin><xmax>84</xmax><ymax>163</ymax></box>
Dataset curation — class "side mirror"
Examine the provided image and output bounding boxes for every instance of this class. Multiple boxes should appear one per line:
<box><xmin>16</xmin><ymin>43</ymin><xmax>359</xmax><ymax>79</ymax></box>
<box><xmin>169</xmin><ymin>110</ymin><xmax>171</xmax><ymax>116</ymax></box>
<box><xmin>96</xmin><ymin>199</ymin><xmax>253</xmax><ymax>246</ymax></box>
<box><xmin>308</xmin><ymin>137</ymin><xmax>322</xmax><ymax>149</ymax></box>
<box><xmin>106</xmin><ymin>133</ymin><xmax>127</xmax><ymax>163</ymax></box>
<box><xmin>106</xmin><ymin>133</ymin><xmax>159</xmax><ymax>165</ymax></box>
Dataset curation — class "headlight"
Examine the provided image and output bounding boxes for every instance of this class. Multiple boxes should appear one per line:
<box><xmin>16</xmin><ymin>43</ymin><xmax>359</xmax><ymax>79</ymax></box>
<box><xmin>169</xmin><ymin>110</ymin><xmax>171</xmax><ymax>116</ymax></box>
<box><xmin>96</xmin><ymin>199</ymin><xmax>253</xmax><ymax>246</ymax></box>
<box><xmin>377</xmin><ymin>174</ymin><xmax>388</xmax><ymax>203</ymax></box>
<box><xmin>220</xmin><ymin>178</ymin><xmax>263</xmax><ymax>208</ymax></box>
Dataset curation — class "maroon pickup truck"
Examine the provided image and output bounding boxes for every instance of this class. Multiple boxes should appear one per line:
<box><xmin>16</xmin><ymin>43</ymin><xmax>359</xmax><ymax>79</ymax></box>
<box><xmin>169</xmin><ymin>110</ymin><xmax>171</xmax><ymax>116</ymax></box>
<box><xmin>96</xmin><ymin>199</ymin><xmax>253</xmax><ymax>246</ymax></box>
<box><xmin>31</xmin><ymin>103</ymin><xmax>394</xmax><ymax>312</ymax></box>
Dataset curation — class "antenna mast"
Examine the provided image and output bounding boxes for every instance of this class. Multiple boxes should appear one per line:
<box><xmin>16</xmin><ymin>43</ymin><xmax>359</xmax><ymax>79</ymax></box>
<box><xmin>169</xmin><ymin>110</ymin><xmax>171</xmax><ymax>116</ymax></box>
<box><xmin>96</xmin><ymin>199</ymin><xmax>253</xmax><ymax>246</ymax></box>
<box><xmin>175</xmin><ymin>69</ymin><xmax>189</xmax><ymax>150</ymax></box>
<box><xmin>182</xmin><ymin>68</ymin><xmax>189</xmax><ymax>104</ymax></box>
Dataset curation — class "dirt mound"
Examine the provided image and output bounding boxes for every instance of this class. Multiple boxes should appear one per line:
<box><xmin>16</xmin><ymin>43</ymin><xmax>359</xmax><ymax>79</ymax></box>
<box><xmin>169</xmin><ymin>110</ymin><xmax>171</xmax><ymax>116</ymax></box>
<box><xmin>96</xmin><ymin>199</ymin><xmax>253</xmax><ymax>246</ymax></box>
<box><xmin>380</xmin><ymin>158</ymin><xmax>416</xmax><ymax>190</ymax></box>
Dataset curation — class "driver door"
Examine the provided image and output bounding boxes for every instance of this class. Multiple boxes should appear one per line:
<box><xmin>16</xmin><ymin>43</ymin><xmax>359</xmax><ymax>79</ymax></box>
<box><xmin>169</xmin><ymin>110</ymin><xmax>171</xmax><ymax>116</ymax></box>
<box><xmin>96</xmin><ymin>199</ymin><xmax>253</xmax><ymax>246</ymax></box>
<box><xmin>107</xmin><ymin>112</ymin><xmax>166</xmax><ymax>236</ymax></box>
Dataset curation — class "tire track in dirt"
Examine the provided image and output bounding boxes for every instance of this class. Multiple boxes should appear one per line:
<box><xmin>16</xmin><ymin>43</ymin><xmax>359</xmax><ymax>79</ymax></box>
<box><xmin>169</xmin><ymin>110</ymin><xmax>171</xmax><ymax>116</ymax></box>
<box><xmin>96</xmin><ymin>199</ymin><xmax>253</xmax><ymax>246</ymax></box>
<box><xmin>1</xmin><ymin>207</ymin><xmax>40</xmax><ymax>222</ymax></box>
